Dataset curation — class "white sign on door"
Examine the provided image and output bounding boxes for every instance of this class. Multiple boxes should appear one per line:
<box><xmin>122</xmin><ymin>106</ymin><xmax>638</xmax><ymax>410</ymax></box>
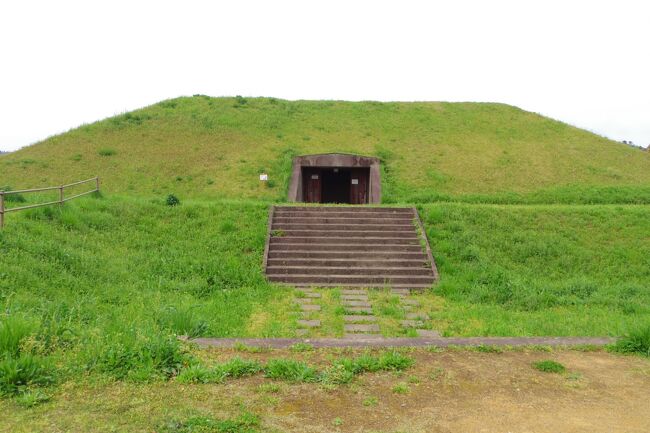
<box><xmin>311</xmin><ymin>175</ymin><xmax>319</xmax><ymax>180</ymax></box>
<box><xmin>351</xmin><ymin>179</ymin><xmax>359</xmax><ymax>185</ymax></box>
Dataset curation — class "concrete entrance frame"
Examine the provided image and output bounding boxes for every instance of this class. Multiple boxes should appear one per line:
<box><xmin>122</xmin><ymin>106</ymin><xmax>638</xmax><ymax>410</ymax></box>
<box><xmin>287</xmin><ymin>153</ymin><xmax>382</xmax><ymax>204</ymax></box>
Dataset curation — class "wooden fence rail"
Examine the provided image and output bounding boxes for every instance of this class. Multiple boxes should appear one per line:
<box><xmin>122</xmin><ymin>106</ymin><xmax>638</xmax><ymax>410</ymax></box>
<box><xmin>0</xmin><ymin>176</ymin><xmax>99</xmax><ymax>228</ymax></box>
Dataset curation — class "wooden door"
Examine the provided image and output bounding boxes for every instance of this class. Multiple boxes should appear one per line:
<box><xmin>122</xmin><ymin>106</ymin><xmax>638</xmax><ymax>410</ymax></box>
<box><xmin>349</xmin><ymin>168</ymin><xmax>369</xmax><ymax>204</ymax></box>
<box><xmin>302</xmin><ymin>168</ymin><xmax>322</xmax><ymax>203</ymax></box>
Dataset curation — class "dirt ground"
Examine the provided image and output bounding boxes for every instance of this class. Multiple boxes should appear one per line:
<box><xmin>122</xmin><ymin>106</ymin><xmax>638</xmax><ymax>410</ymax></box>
<box><xmin>2</xmin><ymin>348</ymin><xmax>649</xmax><ymax>433</ymax></box>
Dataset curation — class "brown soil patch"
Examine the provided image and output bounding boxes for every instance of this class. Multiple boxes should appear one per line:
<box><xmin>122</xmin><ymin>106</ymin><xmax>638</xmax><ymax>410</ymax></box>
<box><xmin>2</xmin><ymin>348</ymin><xmax>649</xmax><ymax>433</ymax></box>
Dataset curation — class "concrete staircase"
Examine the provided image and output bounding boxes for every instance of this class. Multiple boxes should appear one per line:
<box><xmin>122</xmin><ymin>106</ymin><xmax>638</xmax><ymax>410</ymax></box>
<box><xmin>264</xmin><ymin>206</ymin><xmax>438</xmax><ymax>290</ymax></box>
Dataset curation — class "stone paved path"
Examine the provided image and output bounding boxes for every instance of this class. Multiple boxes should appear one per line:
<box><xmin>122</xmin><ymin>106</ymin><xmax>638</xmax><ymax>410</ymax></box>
<box><xmin>294</xmin><ymin>288</ymin><xmax>322</xmax><ymax>336</ymax></box>
<box><xmin>341</xmin><ymin>288</ymin><xmax>382</xmax><ymax>338</ymax></box>
<box><xmin>391</xmin><ymin>288</ymin><xmax>441</xmax><ymax>337</ymax></box>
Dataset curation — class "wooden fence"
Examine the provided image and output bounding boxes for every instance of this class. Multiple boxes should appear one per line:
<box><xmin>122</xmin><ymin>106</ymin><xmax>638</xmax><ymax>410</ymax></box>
<box><xmin>0</xmin><ymin>177</ymin><xmax>99</xmax><ymax>228</ymax></box>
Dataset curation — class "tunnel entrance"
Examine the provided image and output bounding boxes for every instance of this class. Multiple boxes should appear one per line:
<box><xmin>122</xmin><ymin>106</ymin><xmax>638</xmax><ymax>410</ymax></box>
<box><xmin>288</xmin><ymin>153</ymin><xmax>381</xmax><ymax>205</ymax></box>
<box><xmin>301</xmin><ymin>167</ymin><xmax>369</xmax><ymax>204</ymax></box>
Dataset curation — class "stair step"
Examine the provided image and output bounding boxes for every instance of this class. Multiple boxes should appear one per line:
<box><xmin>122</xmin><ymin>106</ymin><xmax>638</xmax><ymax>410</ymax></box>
<box><xmin>344</xmin><ymin>315</ymin><xmax>377</xmax><ymax>323</ymax></box>
<box><xmin>273</xmin><ymin>230</ymin><xmax>419</xmax><ymax>238</ymax></box>
<box><xmin>266</xmin><ymin>206</ymin><xmax>436</xmax><ymax>290</ymax></box>
<box><xmin>267</xmin><ymin>266</ymin><xmax>434</xmax><ymax>276</ymax></box>
<box><xmin>274</xmin><ymin>211</ymin><xmax>412</xmax><ymax>217</ymax></box>
<box><xmin>289</xmin><ymin>283</ymin><xmax>431</xmax><ymax>291</ymax></box>
<box><xmin>268</xmin><ymin>244</ymin><xmax>424</xmax><ymax>253</ymax></box>
<box><xmin>267</xmin><ymin>258</ymin><xmax>429</xmax><ymax>267</ymax></box>
<box><xmin>272</xmin><ymin>223</ymin><xmax>415</xmax><ymax>231</ymax></box>
<box><xmin>275</xmin><ymin>207</ymin><xmax>413</xmax><ymax>214</ymax></box>
<box><xmin>268</xmin><ymin>274</ymin><xmax>436</xmax><ymax>285</ymax></box>
<box><xmin>270</xmin><ymin>237</ymin><xmax>420</xmax><ymax>245</ymax></box>
<box><xmin>344</xmin><ymin>324</ymin><xmax>380</xmax><ymax>333</ymax></box>
<box><xmin>273</xmin><ymin>217</ymin><xmax>414</xmax><ymax>224</ymax></box>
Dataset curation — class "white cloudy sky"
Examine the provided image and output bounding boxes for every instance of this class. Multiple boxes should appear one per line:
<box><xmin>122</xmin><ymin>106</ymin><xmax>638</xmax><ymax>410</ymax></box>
<box><xmin>1</xmin><ymin>0</ymin><xmax>648</xmax><ymax>151</ymax></box>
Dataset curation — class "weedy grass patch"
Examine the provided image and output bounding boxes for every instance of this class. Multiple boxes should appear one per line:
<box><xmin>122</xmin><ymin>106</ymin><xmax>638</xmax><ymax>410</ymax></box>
<box><xmin>0</xmin><ymin>315</ymin><xmax>56</xmax><ymax>397</ymax></box>
<box><xmin>533</xmin><ymin>360</ymin><xmax>566</xmax><ymax>374</ymax></box>
<box><xmin>158</xmin><ymin>412</ymin><xmax>260</xmax><ymax>433</ymax></box>
<box><xmin>611</xmin><ymin>325</ymin><xmax>650</xmax><ymax>357</ymax></box>
<box><xmin>264</xmin><ymin>359</ymin><xmax>319</xmax><ymax>383</ymax></box>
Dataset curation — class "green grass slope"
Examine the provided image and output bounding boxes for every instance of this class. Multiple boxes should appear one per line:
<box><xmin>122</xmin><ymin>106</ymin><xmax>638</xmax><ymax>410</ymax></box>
<box><xmin>1</xmin><ymin>197</ymin><xmax>647</xmax><ymax>341</ymax></box>
<box><xmin>2</xmin><ymin>96</ymin><xmax>649</xmax><ymax>202</ymax></box>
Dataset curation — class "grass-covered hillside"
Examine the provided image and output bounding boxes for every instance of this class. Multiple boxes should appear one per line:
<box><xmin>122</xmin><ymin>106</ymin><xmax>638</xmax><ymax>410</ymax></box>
<box><xmin>2</xmin><ymin>96</ymin><xmax>650</xmax><ymax>203</ymax></box>
<box><xmin>1</xmin><ymin>97</ymin><xmax>649</xmax><ymax>422</ymax></box>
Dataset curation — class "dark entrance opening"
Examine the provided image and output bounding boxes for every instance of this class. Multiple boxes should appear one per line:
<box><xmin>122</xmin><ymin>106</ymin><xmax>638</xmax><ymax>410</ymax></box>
<box><xmin>321</xmin><ymin>169</ymin><xmax>351</xmax><ymax>203</ymax></box>
<box><xmin>301</xmin><ymin>167</ymin><xmax>370</xmax><ymax>204</ymax></box>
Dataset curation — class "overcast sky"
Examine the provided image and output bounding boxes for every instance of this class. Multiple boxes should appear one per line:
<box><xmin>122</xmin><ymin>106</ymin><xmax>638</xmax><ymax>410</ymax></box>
<box><xmin>1</xmin><ymin>0</ymin><xmax>648</xmax><ymax>152</ymax></box>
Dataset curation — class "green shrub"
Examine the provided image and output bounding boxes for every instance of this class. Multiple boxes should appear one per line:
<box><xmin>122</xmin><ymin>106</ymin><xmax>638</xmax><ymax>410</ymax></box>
<box><xmin>612</xmin><ymin>326</ymin><xmax>650</xmax><ymax>356</ymax></box>
<box><xmin>533</xmin><ymin>360</ymin><xmax>566</xmax><ymax>373</ymax></box>
<box><xmin>166</xmin><ymin>194</ymin><xmax>180</xmax><ymax>206</ymax></box>
<box><xmin>98</xmin><ymin>148</ymin><xmax>116</xmax><ymax>157</ymax></box>
<box><xmin>264</xmin><ymin>359</ymin><xmax>318</xmax><ymax>382</ymax></box>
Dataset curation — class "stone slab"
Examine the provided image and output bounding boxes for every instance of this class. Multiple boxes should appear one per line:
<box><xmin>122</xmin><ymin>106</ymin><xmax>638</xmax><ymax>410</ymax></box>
<box><xmin>294</xmin><ymin>298</ymin><xmax>314</xmax><ymax>304</ymax></box>
<box><xmin>341</xmin><ymin>294</ymin><xmax>368</xmax><ymax>301</ymax></box>
<box><xmin>345</xmin><ymin>307</ymin><xmax>373</xmax><ymax>314</ymax></box>
<box><xmin>402</xmin><ymin>299</ymin><xmax>420</xmax><ymax>306</ymax></box>
<box><xmin>344</xmin><ymin>324</ymin><xmax>381</xmax><ymax>333</ymax></box>
<box><xmin>342</xmin><ymin>300</ymin><xmax>372</xmax><ymax>307</ymax></box>
<box><xmin>341</xmin><ymin>289</ymin><xmax>368</xmax><ymax>295</ymax></box>
<box><xmin>401</xmin><ymin>320</ymin><xmax>424</xmax><ymax>328</ymax></box>
<box><xmin>298</xmin><ymin>320</ymin><xmax>321</xmax><ymax>328</ymax></box>
<box><xmin>406</xmin><ymin>312</ymin><xmax>430</xmax><ymax>320</ymax></box>
<box><xmin>300</xmin><ymin>304</ymin><xmax>321</xmax><ymax>312</ymax></box>
<box><xmin>416</xmin><ymin>330</ymin><xmax>441</xmax><ymax>338</ymax></box>
<box><xmin>391</xmin><ymin>289</ymin><xmax>411</xmax><ymax>295</ymax></box>
<box><xmin>344</xmin><ymin>315</ymin><xmax>377</xmax><ymax>323</ymax></box>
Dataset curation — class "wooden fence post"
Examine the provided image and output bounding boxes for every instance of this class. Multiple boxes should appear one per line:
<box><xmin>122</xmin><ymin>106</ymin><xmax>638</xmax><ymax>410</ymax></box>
<box><xmin>59</xmin><ymin>185</ymin><xmax>64</xmax><ymax>205</ymax></box>
<box><xmin>95</xmin><ymin>176</ymin><xmax>100</xmax><ymax>192</ymax></box>
<box><xmin>0</xmin><ymin>191</ymin><xmax>4</xmax><ymax>228</ymax></box>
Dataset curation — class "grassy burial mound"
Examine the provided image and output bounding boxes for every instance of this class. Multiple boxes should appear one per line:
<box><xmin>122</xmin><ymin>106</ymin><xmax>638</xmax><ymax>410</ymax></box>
<box><xmin>1</xmin><ymin>97</ymin><xmax>649</xmax><ymax>418</ymax></box>
<box><xmin>1</xmin><ymin>96</ymin><xmax>650</xmax><ymax>203</ymax></box>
